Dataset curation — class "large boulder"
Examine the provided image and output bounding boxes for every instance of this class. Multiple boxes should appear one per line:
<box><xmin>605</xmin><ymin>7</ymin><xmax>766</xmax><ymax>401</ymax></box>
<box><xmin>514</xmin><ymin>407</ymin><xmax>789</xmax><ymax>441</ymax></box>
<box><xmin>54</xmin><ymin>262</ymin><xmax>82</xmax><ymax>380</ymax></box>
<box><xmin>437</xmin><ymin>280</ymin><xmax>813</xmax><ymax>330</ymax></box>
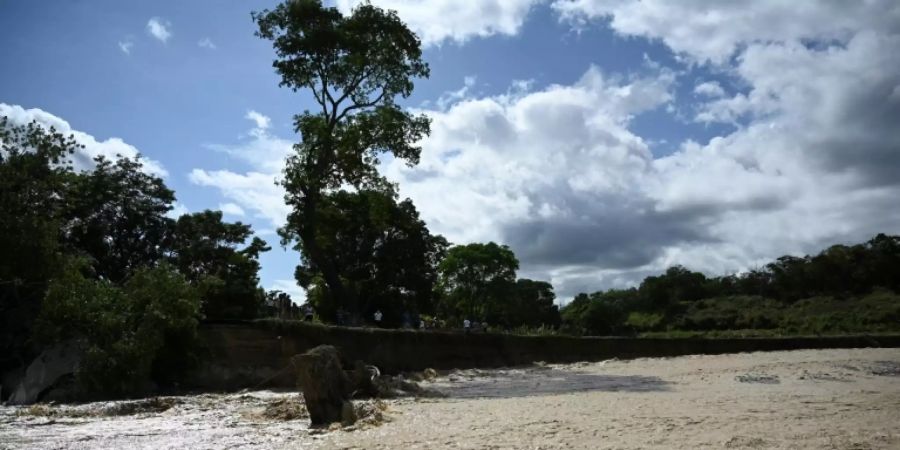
<box><xmin>290</xmin><ymin>345</ymin><xmax>355</xmax><ymax>426</ymax></box>
<box><xmin>8</xmin><ymin>341</ymin><xmax>82</xmax><ymax>405</ymax></box>
<box><xmin>347</xmin><ymin>360</ymin><xmax>380</xmax><ymax>398</ymax></box>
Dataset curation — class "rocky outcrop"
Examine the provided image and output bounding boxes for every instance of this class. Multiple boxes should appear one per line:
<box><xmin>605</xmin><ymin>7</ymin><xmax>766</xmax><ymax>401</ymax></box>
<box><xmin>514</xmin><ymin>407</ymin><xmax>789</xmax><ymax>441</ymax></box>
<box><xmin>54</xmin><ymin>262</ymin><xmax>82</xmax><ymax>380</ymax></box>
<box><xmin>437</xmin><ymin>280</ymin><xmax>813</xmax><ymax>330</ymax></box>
<box><xmin>8</xmin><ymin>341</ymin><xmax>82</xmax><ymax>405</ymax></box>
<box><xmin>290</xmin><ymin>345</ymin><xmax>355</xmax><ymax>426</ymax></box>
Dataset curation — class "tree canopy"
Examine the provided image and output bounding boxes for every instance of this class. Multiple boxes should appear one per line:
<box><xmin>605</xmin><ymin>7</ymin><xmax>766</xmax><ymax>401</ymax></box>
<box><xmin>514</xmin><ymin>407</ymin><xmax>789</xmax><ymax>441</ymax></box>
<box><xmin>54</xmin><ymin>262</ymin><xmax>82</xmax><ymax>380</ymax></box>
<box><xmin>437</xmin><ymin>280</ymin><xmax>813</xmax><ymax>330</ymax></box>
<box><xmin>0</xmin><ymin>118</ymin><xmax>271</xmax><ymax>394</ymax></box>
<box><xmin>170</xmin><ymin>210</ymin><xmax>271</xmax><ymax>320</ymax></box>
<box><xmin>298</xmin><ymin>189</ymin><xmax>448</xmax><ymax>326</ymax></box>
<box><xmin>560</xmin><ymin>234</ymin><xmax>900</xmax><ymax>336</ymax></box>
<box><xmin>254</xmin><ymin>0</ymin><xmax>431</xmax><ymax>319</ymax></box>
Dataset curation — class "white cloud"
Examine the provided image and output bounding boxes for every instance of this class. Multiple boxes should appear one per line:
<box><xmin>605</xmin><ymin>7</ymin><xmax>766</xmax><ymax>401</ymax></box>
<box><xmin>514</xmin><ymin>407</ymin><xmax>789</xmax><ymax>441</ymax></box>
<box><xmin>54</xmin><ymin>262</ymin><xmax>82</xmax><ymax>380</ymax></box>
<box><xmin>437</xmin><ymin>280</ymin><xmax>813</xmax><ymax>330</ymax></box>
<box><xmin>0</xmin><ymin>103</ymin><xmax>168</xmax><ymax>177</ymax></box>
<box><xmin>270</xmin><ymin>279</ymin><xmax>307</xmax><ymax>305</ymax></box>
<box><xmin>184</xmin><ymin>2</ymin><xmax>900</xmax><ymax>301</ymax></box>
<box><xmin>219</xmin><ymin>202</ymin><xmax>246</xmax><ymax>217</ymax></box>
<box><xmin>693</xmin><ymin>81</ymin><xmax>724</xmax><ymax>98</ymax></box>
<box><xmin>435</xmin><ymin>76</ymin><xmax>477</xmax><ymax>110</ymax></box>
<box><xmin>190</xmin><ymin>110</ymin><xmax>294</xmax><ymax>228</ymax></box>
<box><xmin>118</xmin><ymin>39</ymin><xmax>134</xmax><ymax>55</ymax></box>
<box><xmin>380</xmin><ymin>24</ymin><xmax>900</xmax><ymax>299</ymax></box>
<box><xmin>336</xmin><ymin>0</ymin><xmax>543</xmax><ymax>46</ymax></box>
<box><xmin>197</xmin><ymin>37</ymin><xmax>216</xmax><ymax>49</ymax></box>
<box><xmin>189</xmin><ymin>169</ymin><xmax>289</xmax><ymax>227</ymax></box>
<box><xmin>146</xmin><ymin>17</ymin><xmax>172</xmax><ymax>43</ymax></box>
<box><xmin>245</xmin><ymin>110</ymin><xmax>271</xmax><ymax>131</ymax></box>
<box><xmin>381</xmin><ymin>66</ymin><xmax>678</xmax><ymax>297</ymax></box>
<box><xmin>167</xmin><ymin>201</ymin><xmax>190</xmax><ymax>219</ymax></box>
<box><xmin>552</xmin><ymin>0</ymin><xmax>900</xmax><ymax>64</ymax></box>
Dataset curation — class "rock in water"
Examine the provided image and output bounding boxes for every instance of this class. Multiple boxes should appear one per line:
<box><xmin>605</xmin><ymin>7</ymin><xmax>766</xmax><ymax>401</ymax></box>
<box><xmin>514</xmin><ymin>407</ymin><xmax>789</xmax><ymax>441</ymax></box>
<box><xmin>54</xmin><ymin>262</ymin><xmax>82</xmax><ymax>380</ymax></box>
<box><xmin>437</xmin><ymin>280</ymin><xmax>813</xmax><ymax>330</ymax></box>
<box><xmin>291</xmin><ymin>345</ymin><xmax>354</xmax><ymax>426</ymax></box>
<box><xmin>348</xmin><ymin>360</ymin><xmax>380</xmax><ymax>398</ymax></box>
<box><xmin>8</xmin><ymin>341</ymin><xmax>82</xmax><ymax>405</ymax></box>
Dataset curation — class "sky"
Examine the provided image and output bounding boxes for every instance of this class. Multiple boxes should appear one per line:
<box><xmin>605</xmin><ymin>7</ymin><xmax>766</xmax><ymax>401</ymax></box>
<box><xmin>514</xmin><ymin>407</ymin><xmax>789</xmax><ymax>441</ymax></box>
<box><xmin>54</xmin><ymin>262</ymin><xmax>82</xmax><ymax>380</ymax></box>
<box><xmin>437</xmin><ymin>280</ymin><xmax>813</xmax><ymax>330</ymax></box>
<box><xmin>2</xmin><ymin>0</ymin><xmax>899</xmax><ymax>304</ymax></box>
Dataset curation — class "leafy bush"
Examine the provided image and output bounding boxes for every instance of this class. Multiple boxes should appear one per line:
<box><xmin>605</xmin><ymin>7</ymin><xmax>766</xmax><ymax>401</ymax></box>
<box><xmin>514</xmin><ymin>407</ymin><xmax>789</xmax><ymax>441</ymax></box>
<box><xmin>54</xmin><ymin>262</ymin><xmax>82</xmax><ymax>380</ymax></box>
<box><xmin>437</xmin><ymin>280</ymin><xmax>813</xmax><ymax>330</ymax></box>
<box><xmin>37</xmin><ymin>261</ymin><xmax>201</xmax><ymax>396</ymax></box>
<box><xmin>624</xmin><ymin>312</ymin><xmax>665</xmax><ymax>332</ymax></box>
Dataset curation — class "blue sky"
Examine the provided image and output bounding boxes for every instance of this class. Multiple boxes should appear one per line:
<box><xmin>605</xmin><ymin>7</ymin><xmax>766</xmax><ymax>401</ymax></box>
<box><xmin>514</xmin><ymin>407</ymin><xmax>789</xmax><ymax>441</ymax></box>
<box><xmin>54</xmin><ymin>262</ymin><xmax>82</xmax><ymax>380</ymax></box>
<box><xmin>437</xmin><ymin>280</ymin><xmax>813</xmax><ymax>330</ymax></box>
<box><xmin>2</xmin><ymin>0</ymin><xmax>899</xmax><ymax>302</ymax></box>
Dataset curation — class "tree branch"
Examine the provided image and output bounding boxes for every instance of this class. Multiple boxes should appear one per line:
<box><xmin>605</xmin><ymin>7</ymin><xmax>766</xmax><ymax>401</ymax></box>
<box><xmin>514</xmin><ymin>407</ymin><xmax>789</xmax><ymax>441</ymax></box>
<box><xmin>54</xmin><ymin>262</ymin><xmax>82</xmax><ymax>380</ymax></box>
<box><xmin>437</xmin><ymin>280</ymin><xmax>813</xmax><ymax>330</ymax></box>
<box><xmin>335</xmin><ymin>89</ymin><xmax>386</xmax><ymax>123</ymax></box>
<box><xmin>330</xmin><ymin>69</ymin><xmax>373</xmax><ymax>122</ymax></box>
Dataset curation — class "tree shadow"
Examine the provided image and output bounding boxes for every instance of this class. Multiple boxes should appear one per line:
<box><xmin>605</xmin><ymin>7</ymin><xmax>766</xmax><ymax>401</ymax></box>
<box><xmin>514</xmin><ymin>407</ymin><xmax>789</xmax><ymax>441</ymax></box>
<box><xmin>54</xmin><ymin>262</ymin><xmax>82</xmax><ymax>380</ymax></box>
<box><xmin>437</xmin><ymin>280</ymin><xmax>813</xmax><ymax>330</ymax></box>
<box><xmin>432</xmin><ymin>368</ymin><xmax>671</xmax><ymax>399</ymax></box>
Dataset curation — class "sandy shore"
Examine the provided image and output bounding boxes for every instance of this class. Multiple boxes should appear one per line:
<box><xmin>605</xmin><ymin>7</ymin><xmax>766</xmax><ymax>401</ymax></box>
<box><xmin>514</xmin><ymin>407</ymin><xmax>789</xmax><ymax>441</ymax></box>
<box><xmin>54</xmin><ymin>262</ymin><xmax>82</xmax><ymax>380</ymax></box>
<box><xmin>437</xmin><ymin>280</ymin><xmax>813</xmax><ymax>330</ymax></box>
<box><xmin>2</xmin><ymin>348</ymin><xmax>899</xmax><ymax>449</ymax></box>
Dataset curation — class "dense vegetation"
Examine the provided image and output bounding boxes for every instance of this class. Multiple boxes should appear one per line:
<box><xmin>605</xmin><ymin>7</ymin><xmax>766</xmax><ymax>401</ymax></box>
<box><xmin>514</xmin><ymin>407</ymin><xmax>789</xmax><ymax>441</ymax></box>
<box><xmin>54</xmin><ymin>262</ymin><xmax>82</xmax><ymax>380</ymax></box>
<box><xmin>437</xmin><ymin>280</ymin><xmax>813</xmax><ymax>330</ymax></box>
<box><xmin>0</xmin><ymin>117</ymin><xmax>272</xmax><ymax>396</ymax></box>
<box><xmin>560</xmin><ymin>234</ymin><xmax>900</xmax><ymax>337</ymax></box>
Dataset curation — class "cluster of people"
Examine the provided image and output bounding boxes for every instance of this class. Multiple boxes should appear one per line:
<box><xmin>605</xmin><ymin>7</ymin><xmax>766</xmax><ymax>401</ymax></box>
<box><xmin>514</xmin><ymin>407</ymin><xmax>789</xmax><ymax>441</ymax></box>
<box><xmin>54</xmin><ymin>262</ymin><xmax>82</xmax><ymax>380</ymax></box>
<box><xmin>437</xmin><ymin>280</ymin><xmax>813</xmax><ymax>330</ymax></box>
<box><xmin>462</xmin><ymin>319</ymin><xmax>489</xmax><ymax>334</ymax></box>
<box><xmin>298</xmin><ymin>305</ymin><xmax>490</xmax><ymax>333</ymax></box>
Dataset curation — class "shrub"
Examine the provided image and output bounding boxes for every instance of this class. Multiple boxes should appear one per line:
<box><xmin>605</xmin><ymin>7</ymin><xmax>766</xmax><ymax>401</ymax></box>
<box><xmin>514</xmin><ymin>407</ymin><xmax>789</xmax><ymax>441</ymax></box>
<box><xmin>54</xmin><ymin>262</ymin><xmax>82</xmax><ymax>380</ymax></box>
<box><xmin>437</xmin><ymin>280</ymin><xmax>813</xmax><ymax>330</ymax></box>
<box><xmin>37</xmin><ymin>261</ymin><xmax>201</xmax><ymax>397</ymax></box>
<box><xmin>624</xmin><ymin>312</ymin><xmax>665</xmax><ymax>332</ymax></box>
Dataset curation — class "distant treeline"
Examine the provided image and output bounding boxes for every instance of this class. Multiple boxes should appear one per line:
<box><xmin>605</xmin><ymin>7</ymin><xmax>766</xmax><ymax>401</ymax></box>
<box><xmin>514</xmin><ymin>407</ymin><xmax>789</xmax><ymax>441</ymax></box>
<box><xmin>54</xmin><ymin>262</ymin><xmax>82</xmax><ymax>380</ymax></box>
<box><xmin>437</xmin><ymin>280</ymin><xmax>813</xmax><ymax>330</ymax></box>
<box><xmin>560</xmin><ymin>234</ymin><xmax>900</xmax><ymax>337</ymax></box>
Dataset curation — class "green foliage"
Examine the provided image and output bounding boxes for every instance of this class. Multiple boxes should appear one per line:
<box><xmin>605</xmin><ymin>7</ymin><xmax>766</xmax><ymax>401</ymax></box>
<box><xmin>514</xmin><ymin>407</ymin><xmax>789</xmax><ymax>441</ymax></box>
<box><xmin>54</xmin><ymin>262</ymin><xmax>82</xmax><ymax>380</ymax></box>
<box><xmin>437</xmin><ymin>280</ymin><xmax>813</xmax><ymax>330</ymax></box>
<box><xmin>436</xmin><ymin>242</ymin><xmax>518</xmax><ymax>323</ymax></box>
<box><xmin>1</xmin><ymin>117</ymin><xmax>269</xmax><ymax>393</ymax></box>
<box><xmin>560</xmin><ymin>293</ymin><xmax>627</xmax><ymax>336</ymax></box>
<box><xmin>62</xmin><ymin>156</ymin><xmax>175</xmax><ymax>283</ymax></box>
<box><xmin>434</xmin><ymin>243</ymin><xmax>561</xmax><ymax>329</ymax></box>
<box><xmin>1</xmin><ymin>118</ymin><xmax>80</xmax><ymax>371</ymax></box>
<box><xmin>37</xmin><ymin>262</ymin><xmax>200</xmax><ymax>396</ymax></box>
<box><xmin>561</xmin><ymin>234</ymin><xmax>900</xmax><ymax>336</ymax></box>
<box><xmin>255</xmin><ymin>0</ymin><xmax>431</xmax><ymax>317</ymax></box>
<box><xmin>170</xmin><ymin>210</ymin><xmax>270</xmax><ymax>319</ymax></box>
<box><xmin>297</xmin><ymin>189</ymin><xmax>448</xmax><ymax>325</ymax></box>
<box><xmin>508</xmin><ymin>279</ymin><xmax>561</xmax><ymax>328</ymax></box>
<box><xmin>624</xmin><ymin>312</ymin><xmax>665</xmax><ymax>332</ymax></box>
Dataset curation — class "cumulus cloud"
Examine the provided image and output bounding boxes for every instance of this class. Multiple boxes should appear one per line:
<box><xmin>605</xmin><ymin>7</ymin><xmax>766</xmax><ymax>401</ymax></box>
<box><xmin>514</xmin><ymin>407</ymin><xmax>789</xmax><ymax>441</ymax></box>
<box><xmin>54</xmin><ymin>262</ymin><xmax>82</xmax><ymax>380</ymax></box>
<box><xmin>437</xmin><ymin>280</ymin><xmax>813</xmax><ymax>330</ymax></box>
<box><xmin>0</xmin><ymin>103</ymin><xmax>168</xmax><ymax>177</ymax></box>
<box><xmin>693</xmin><ymin>81</ymin><xmax>724</xmax><ymax>98</ymax></box>
<box><xmin>185</xmin><ymin>2</ymin><xmax>900</xmax><ymax>300</ymax></box>
<box><xmin>552</xmin><ymin>0</ymin><xmax>900</xmax><ymax>64</ymax></box>
<box><xmin>189</xmin><ymin>111</ymin><xmax>293</xmax><ymax>227</ymax></box>
<box><xmin>219</xmin><ymin>202</ymin><xmax>246</xmax><ymax>217</ymax></box>
<box><xmin>335</xmin><ymin>0</ymin><xmax>542</xmax><ymax>46</ymax></box>
<box><xmin>146</xmin><ymin>17</ymin><xmax>172</xmax><ymax>43</ymax></box>
<box><xmin>435</xmin><ymin>76</ymin><xmax>477</xmax><ymax>110</ymax></box>
<box><xmin>244</xmin><ymin>110</ymin><xmax>271</xmax><ymax>131</ymax></box>
<box><xmin>382</xmin><ymin>10</ymin><xmax>900</xmax><ymax>298</ymax></box>
<box><xmin>383</xmin><ymin>1</ymin><xmax>900</xmax><ymax>298</ymax></box>
<box><xmin>167</xmin><ymin>201</ymin><xmax>190</xmax><ymax>219</ymax></box>
<box><xmin>382</xmin><ymin>66</ymin><xmax>682</xmax><ymax>297</ymax></box>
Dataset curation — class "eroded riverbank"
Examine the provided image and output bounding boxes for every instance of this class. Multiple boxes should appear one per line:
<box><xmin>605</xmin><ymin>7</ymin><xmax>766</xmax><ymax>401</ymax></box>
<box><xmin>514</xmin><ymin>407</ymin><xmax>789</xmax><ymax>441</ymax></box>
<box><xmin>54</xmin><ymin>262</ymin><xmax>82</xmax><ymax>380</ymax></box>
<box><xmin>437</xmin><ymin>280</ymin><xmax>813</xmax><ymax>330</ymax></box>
<box><xmin>3</xmin><ymin>348</ymin><xmax>899</xmax><ymax>449</ymax></box>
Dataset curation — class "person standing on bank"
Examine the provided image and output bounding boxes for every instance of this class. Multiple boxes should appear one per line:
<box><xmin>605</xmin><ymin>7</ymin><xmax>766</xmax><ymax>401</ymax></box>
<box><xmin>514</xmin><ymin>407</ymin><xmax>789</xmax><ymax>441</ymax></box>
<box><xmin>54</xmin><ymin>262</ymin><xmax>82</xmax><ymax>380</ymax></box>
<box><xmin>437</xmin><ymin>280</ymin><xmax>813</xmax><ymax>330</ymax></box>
<box><xmin>463</xmin><ymin>318</ymin><xmax>471</xmax><ymax>334</ymax></box>
<box><xmin>374</xmin><ymin>310</ymin><xmax>383</xmax><ymax>327</ymax></box>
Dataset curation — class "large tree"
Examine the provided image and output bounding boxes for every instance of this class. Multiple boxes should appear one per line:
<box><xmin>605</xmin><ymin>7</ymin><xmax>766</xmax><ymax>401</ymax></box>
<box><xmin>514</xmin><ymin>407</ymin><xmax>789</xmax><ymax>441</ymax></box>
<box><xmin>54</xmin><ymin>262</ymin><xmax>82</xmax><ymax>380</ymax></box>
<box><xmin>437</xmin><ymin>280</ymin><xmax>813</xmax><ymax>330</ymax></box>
<box><xmin>299</xmin><ymin>189</ymin><xmax>448</xmax><ymax>325</ymax></box>
<box><xmin>435</xmin><ymin>242</ymin><xmax>520</xmax><ymax>324</ymax></box>
<box><xmin>509</xmin><ymin>279</ymin><xmax>561</xmax><ymax>328</ymax></box>
<box><xmin>169</xmin><ymin>210</ymin><xmax>270</xmax><ymax>319</ymax></box>
<box><xmin>253</xmin><ymin>0</ymin><xmax>430</xmax><ymax>319</ymax></box>
<box><xmin>0</xmin><ymin>118</ymin><xmax>79</xmax><ymax>371</ymax></box>
<box><xmin>62</xmin><ymin>155</ymin><xmax>175</xmax><ymax>283</ymax></box>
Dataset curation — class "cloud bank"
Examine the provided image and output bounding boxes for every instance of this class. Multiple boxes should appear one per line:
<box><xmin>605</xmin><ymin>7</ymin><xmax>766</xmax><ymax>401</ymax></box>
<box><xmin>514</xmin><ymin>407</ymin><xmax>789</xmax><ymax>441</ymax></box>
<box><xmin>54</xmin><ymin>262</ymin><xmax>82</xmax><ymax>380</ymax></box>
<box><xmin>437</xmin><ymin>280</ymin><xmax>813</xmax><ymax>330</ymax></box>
<box><xmin>192</xmin><ymin>1</ymin><xmax>900</xmax><ymax>300</ymax></box>
<box><xmin>1</xmin><ymin>103</ymin><xmax>168</xmax><ymax>177</ymax></box>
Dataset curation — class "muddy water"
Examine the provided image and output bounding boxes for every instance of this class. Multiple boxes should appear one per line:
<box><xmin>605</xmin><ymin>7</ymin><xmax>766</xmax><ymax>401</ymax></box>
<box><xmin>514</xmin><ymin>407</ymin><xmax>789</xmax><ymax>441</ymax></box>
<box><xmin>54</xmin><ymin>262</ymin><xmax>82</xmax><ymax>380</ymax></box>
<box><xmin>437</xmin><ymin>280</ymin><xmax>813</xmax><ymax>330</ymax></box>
<box><xmin>3</xmin><ymin>348</ymin><xmax>899</xmax><ymax>449</ymax></box>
